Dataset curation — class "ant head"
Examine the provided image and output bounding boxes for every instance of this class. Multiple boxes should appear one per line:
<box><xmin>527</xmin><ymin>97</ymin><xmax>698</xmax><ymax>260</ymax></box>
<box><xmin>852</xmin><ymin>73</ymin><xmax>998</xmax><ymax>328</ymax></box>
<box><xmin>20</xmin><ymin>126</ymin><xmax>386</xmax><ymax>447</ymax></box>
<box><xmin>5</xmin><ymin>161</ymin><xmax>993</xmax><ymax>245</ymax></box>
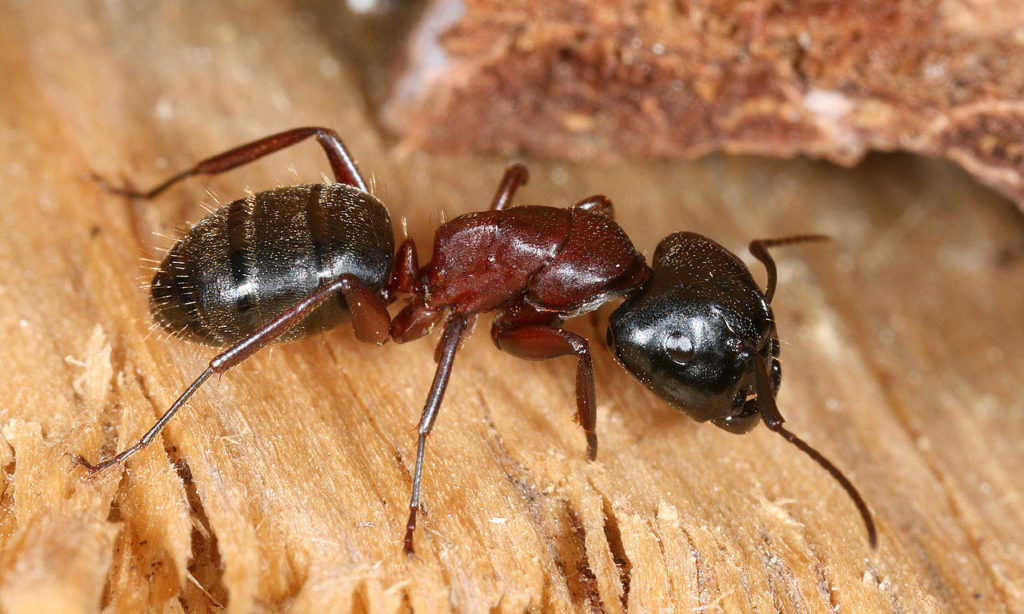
<box><xmin>607</xmin><ymin>286</ymin><xmax>776</xmax><ymax>433</ymax></box>
<box><xmin>609</xmin><ymin>232</ymin><xmax>878</xmax><ymax>547</ymax></box>
<box><xmin>606</xmin><ymin>232</ymin><xmax>776</xmax><ymax>431</ymax></box>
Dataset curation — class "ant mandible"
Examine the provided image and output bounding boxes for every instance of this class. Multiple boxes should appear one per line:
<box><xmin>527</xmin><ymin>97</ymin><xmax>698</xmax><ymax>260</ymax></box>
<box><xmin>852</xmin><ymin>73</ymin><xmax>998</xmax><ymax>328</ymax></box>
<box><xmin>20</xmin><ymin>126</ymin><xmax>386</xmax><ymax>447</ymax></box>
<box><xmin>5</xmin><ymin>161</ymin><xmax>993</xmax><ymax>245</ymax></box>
<box><xmin>75</xmin><ymin>127</ymin><xmax>877</xmax><ymax>552</ymax></box>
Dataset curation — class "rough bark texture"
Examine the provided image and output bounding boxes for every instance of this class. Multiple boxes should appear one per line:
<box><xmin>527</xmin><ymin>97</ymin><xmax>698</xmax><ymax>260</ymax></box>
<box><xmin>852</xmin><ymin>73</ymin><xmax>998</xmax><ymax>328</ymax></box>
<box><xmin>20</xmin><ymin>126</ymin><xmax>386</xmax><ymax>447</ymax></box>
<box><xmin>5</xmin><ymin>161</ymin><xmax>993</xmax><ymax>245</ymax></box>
<box><xmin>383</xmin><ymin>0</ymin><xmax>1024</xmax><ymax>210</ymax></box>
<box><xmin>1</xmin><ymin>2</ymin><xmax>1022</xmax><ymax>613</ymax></box>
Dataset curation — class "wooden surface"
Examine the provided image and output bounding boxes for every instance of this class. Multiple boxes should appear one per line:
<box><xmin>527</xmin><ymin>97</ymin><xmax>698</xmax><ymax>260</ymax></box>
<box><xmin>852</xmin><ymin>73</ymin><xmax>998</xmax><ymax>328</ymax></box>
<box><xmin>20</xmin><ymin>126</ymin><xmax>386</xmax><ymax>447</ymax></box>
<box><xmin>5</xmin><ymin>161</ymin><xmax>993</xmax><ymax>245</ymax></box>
<box><xmin>1</xmin><ymin>2</ymin><xmax>1022</xmax><ymax>613</ymax></box>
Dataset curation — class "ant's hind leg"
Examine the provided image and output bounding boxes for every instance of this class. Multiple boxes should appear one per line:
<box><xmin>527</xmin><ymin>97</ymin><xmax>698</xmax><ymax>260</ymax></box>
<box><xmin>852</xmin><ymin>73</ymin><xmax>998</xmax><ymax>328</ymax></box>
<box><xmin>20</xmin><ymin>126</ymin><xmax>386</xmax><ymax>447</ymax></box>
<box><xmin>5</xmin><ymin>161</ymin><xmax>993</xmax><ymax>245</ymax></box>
<box><xmin>73</xmin><ymin>273</ymin><xmax>389</xmax><ymax>474</ymax></box>
<box><xmin>93</xmin><ymin>126</ymin><xmax>369</xmax><ymax>199</ymax></box>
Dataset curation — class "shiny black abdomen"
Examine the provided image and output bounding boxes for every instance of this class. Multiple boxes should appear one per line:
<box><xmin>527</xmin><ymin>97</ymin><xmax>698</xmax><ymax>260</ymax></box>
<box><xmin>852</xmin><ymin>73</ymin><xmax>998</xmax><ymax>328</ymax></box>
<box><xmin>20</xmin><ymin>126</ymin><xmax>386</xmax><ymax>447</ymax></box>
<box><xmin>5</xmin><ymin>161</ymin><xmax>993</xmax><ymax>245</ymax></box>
<box><xmin>150</xmin><ymin>183</ymin><xmax>393</xmax><ymax>345</ymax></box>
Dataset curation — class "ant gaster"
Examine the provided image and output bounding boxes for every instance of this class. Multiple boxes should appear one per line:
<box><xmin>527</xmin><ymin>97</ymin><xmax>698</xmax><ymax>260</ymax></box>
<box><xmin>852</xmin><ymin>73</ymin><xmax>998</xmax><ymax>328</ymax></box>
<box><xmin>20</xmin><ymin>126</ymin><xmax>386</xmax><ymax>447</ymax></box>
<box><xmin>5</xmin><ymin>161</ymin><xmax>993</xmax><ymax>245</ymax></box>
<box><xmin>76</xmin><ymin>127</ymin><xmax>877</xmax><ymax>552</ymax></box>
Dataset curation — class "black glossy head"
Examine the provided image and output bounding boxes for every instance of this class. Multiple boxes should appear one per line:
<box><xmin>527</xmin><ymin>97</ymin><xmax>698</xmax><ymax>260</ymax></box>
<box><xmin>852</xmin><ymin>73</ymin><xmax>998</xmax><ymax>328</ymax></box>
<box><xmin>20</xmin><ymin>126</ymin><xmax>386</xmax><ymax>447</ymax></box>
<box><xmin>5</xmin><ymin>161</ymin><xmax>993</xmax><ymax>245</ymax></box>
<box><xmin>607</xmin><ymin>232</ymin><xmax>776</xmax><ymax>433</ymax></box>
<box><xmin>608</xmin><ymin>232</ymin><xmax>878</xmax><ymax>547</ymax></box>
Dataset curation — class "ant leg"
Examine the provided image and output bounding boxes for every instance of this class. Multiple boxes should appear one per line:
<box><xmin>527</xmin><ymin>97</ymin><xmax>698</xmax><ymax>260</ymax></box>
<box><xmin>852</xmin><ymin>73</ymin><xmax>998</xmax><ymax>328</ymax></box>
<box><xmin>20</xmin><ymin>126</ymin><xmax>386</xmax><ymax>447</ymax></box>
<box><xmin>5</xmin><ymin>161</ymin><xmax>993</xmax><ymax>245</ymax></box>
<box><xmin>403</xmin><ymin>312</ymin><xmax>469</xmax><ymax>554</ymax></box>
<box><xmin>72</xmin><ymin>273</ymin><xmax>389</xmax><ymax>474</ymax></box>
<box><xmin>491</xmin><ymin>304</ymin><xmax>598</xmax><ymax>460</ymax></box>
<box><xmin>489</xmin><ymin>163</ymin><xmax>529</xmax><ymax>211</ymax></box>
<box><xmin>748</xmin><ymin>235</ymin><xmax>829</xmax><ymax>303</ymax></box>
<box><xmin>391</xmin><ymin>296</ymin><xmax>445</xmax><ymax>344</ymax></box>
<box><xmin>93</xmin><ymin>126</ymin><xmax>368</xmax><ymax>199</ymax></box>
<box><xmin>572</xmin><ymin>195</ymin><xmax>614</xmax><ymax>219</ymax></box>
<box><xmin>750</xmin><ymin>351</ymin><xmax>877</xmax><ymax>548</ymax></box>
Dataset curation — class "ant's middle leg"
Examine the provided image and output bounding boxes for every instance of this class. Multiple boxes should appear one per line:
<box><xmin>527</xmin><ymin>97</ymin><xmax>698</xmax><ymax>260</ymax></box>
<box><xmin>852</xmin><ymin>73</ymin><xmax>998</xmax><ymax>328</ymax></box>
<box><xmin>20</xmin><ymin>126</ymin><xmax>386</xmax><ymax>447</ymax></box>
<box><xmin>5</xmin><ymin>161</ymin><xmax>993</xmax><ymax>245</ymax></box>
<box><xmin>72</xmin><ymin>272</ymin><xmax>389</xmax><ymax>474</ymax></box>
<box><xmin>93</xmin><ymin>126</ymin><xmax>369</xmax><ymax>199</ymax></box>
<box><xmin>490</xmin><ymin>302</ymin><xmax>598</xmax><ymax>460</ymax></box>
<box><xmin>403</xmin><ymin>312</ymin><xmax>469</xmax><ymax>554</ymax></box>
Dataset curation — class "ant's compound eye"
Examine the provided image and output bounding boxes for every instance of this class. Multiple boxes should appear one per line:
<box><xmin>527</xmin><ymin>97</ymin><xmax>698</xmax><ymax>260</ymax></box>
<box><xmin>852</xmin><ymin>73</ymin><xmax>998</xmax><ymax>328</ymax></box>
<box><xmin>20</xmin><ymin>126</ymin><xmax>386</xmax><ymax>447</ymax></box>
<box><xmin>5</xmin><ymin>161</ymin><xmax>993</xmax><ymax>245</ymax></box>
<box><xmin>664</xmin><ymin>331</ymin><xmax>694</xmax><ymax>364</ymax></box>
<box><xmin>605</xmin><ymin>326</ymin><xmax>616</xmax><ymax>350</ymax></box>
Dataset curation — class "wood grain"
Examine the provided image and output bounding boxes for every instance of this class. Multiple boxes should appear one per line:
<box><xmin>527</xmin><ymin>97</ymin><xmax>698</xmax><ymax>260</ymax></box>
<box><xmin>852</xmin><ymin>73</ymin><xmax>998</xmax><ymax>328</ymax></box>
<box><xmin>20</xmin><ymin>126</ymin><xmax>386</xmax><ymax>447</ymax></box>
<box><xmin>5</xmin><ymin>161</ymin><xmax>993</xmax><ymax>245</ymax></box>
<box><xmin>0</xmin><ymin>2</ymin><xmax>1021</xmax><ymax>613</ymax></box>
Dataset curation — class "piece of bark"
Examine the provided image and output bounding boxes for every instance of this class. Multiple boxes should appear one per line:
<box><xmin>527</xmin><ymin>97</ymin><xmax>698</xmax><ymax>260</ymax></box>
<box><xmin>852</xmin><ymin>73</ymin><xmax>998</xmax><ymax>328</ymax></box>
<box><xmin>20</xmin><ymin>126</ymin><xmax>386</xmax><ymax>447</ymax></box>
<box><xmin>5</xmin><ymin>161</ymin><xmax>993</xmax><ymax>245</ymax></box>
<box><xmin>1</xmin><ymin>2</ymin><xmax>1023</xmax><ymax>613</ymax></box>
<box><xmin>383</xmin><ymin>0</ymin><xmax>1024</xmax><ymax>210</ymax></box>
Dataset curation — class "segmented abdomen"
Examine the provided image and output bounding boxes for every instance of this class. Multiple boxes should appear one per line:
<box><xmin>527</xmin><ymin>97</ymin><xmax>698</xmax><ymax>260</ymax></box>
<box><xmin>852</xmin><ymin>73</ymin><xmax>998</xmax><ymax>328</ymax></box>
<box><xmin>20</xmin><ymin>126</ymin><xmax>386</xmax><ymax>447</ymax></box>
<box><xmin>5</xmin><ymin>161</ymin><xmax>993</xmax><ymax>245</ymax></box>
<box><xmin>150</xmin><ymin>183</ymin><xmax>393</xmax><ymax>346</ymax></box>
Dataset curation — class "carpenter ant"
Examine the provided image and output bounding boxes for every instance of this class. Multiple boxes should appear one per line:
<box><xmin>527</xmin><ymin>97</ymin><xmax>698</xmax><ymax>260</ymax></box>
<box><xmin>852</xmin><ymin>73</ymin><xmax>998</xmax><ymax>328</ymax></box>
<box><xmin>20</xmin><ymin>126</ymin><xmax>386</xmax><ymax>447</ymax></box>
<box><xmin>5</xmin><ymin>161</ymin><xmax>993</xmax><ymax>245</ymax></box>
<box><xmin>75</xmin><ymin>127</ymin><xmax>877</xmax><ymax>552</ymax></box>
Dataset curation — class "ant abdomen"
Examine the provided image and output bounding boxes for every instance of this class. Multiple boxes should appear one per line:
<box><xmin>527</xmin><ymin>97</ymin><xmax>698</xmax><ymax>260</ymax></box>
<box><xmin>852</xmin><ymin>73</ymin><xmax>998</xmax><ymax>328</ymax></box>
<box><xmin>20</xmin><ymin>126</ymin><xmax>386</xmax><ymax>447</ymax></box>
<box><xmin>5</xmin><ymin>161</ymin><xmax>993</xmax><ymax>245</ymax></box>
<box><xmin>150</xmin><ymin>183</ymin><xmax>393</xmax><ymax>345</ymax></box>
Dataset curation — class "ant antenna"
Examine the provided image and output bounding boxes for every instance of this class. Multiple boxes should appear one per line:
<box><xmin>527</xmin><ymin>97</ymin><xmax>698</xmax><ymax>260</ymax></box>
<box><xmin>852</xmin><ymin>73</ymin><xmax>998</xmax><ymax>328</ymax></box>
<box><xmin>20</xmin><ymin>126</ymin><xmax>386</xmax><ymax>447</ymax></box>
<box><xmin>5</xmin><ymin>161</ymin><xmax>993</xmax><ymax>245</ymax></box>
<box><xmin>752</xmin><ymin>352</ymin><xmax>878</xmax><ymax>548</ymax></box>
<box><xmin>749</xmin><ymin>235</ymin><xmax>830</xmax><ymax>303</ymax></box>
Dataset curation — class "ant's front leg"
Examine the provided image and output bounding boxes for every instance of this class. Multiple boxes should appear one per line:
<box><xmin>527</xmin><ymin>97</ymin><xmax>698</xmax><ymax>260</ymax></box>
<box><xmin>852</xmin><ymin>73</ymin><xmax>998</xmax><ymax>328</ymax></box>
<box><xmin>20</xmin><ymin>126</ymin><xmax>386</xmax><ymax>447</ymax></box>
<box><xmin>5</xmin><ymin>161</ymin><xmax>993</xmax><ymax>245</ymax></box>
<box><xmin>491</xmin><ymin>301</ymin><xmax>598</xmax><ymax>460</ymax></box>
